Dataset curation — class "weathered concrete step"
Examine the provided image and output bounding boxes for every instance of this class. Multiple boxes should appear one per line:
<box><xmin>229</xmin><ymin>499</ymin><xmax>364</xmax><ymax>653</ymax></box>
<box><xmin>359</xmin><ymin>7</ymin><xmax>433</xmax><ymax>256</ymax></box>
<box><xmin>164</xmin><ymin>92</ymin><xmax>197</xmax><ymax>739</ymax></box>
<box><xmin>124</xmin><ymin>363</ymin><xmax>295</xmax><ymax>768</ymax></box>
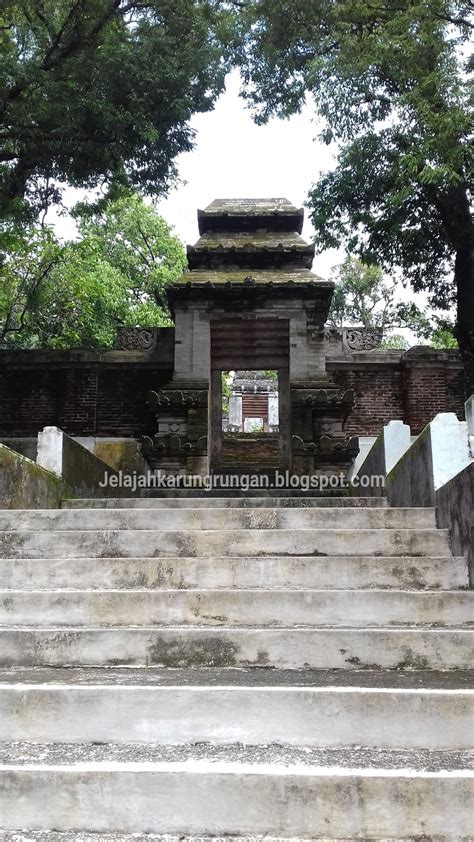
<box><xmin>2</xmin><ymin>666</ymin><xmax>473</xmax><ymax>689</ymax></box>
<box><xmin>1</xmin><ymin>555</ymin><xmax>466</xmax><ymax>590</ymax></box>
<box><xmin>0</xmin><ymin>834</ymin><xmax>466</xmax><ymax>842</ymax></box>
<box><xmin>144</xmin><ymin>486</ymin><xmax>379</xmax><ymax>498</ymax></box>
<box><xmin>0</xmin><ymin>507</ymin><xmax>435</xmax><ymax>531</ymax></box>
<box><xmin>63</xmin><ymin>496</ymin><xmax>388</xmax><ymax>508</ymax></box>
<box><xmin>0</xmin><ymin>528</ymin><xmax>451</xmax><ymax>558</ymax></box>
<box><xmin>0</xmin><ymin>627</ymin><xmax>471</xmax><ymax>669</ymax></box>
<box><xmin>2</xmin><ymin>740</ymin><xmax>472</xmax><ymax>769</ymax></box>
<box><xmin>1</xmin><ymin>589</ymin><xmax>472</xmax><ymax>628</ymax></box>
<box><xmin>1</xmin><ymin>682</ymin><xmax>472</xmax><ymax>749</ymax></box>
<box><xmin>0</xmin><ymin>830</ymin><xmax>448</xmax><ymax>842</ymax></box>
<box><xmin>0</xmin><ymin>754</ymin><xmax>472</xmax><ymax>836</ymax></box>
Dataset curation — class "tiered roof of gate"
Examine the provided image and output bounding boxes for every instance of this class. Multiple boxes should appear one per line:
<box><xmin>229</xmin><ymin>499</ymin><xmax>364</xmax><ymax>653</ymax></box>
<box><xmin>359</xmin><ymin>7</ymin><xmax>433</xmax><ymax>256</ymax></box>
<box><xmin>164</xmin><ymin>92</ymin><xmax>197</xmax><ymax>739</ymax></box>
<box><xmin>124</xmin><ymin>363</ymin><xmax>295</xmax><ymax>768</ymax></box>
<box><xmin>171</xmin><ymin>198</ymin><xmax>329</xmax><ymax>288</ymax></box>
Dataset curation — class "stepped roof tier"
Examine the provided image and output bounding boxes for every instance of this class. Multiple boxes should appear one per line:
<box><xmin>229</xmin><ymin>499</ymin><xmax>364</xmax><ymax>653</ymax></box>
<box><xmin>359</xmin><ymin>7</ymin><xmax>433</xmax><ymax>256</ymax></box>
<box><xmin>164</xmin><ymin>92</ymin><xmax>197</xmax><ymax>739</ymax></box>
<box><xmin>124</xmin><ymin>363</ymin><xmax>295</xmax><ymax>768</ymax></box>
<box><xmin>167</xmin><ymin>198</ymin><xmax>332</xmax><ymax>310</ymax></box>
<box><xmin>197</xmin><ymin>197</ymin><xmax>304</xmax><ymax>234</ymax></box>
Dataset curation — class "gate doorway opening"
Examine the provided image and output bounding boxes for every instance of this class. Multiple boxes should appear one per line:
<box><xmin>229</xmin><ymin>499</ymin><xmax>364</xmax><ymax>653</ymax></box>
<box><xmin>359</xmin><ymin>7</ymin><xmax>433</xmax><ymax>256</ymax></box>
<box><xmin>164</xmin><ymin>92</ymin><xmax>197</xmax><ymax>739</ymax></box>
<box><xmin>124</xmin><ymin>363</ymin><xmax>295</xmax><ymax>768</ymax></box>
<box><xmin>221</xmin><ymin>370</ymin><xmax>279</xmax><ymax>469</ymax></box>
<box><xmin>209</xmin><ymin>318</ymin><xmax>290</xmax><ymax>473</ymax></box>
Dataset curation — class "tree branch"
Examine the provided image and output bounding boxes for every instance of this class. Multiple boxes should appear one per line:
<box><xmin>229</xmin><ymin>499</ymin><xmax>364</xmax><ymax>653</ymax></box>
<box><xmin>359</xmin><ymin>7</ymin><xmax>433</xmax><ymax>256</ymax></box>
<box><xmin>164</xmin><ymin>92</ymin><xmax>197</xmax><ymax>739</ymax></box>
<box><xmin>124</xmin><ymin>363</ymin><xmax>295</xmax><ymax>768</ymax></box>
<box><xmin>137</xmin><ymin>223</ymin><xmax>157</xmax><ymax>264</ymax></box>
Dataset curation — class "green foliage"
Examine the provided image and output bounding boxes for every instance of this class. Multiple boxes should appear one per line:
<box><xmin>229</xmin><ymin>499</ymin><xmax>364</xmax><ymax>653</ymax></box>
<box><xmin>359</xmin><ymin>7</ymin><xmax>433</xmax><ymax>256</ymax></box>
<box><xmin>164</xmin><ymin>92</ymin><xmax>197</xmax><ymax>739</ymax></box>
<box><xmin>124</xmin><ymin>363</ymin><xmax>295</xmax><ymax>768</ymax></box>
<box><xmin>0</xmin><ymin>194</ymin><xmax>185</xmax><ymax>348</ymax></box>
<box><xmin>328</xmin><ymin>255</ymin><xmax>459</xmax><ymax>349</ymax></box>
<box><xmin>0</xmin><ymin>0</ymin><xmax>228</xmax><ymax>220</ymax></box>
<box><xmin>430</xmin><ymin>325</ymin><xmax>459</xmax><ymax>348</ymax></box>
<box><xmin>235</xmin><ymin>0</ymin><xmax>473</xmax><ymax>387</ymax></box>
<box><xmin>0</xmin><ymin>224</ymin><xmax>64</xmax><ymax>346</ymax></box>
<box><xmin>329</xmin><ymin>257</ymin><xmax>395</xmax><ymax>328</ymax></box>
<box><xmin>329</xmin><ymin>256</ymin><xmax>426</xmax><ymax>332</ymax></box>
<box><xmin>75</xmin><ymin>193</ymin><xmax>187</xmax><ymax>314</ymax></box>
<box><xmin>262</xmin><ymin>369</ymin><xmax>278</xmax><ymax>382</ymax></box>
<box><xmin>412</xmin><ymin>314</ymin><xmax>459</xmax><ymax>348</ymax></box>
<box><xmin>380</xmin><ymin>335</ymin><xmax>410</xmax><ymax>350</ymax></box>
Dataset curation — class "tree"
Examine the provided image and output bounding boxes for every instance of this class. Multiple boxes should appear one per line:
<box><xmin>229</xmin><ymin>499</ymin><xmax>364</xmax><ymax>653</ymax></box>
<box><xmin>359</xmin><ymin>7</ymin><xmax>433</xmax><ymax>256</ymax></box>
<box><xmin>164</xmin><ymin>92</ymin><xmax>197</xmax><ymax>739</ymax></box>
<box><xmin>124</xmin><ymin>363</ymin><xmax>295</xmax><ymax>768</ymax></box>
<box><xmin>0</xmin><ymin>194</ymin><xmax>186</xmax><ymax>348</ymax></box>
<box><xmin>328</xmin><ymin>256</ymin><xmax>405</xmax><ymax>330</ymax></box>
<box><xmin>329</xmin><ymin>255</ymin><xmax>458</xmax><ymax>349</ymax></box>
<box><xmin>381</xmin><ymin>335</ymin><xmax>410</xmax><ymax>350</ymax></box>
<box><xmin>234</xmin><ymin>0</ymin><xmax>473</xmax><ymax>390</ymax></box>
<box><xmin>0</xmin><ymin>224</ymin><xmax>63</xmax><ymax>345</ymax></box>
<box><xmin>0</xmin><ymin>0</ymin><xmax>228</xmax><ymax>220</ymax></box>
<box><xmin>74</xmin><ymin>192</ymin><xmax>187</xmax><ymax>313</ymax></box>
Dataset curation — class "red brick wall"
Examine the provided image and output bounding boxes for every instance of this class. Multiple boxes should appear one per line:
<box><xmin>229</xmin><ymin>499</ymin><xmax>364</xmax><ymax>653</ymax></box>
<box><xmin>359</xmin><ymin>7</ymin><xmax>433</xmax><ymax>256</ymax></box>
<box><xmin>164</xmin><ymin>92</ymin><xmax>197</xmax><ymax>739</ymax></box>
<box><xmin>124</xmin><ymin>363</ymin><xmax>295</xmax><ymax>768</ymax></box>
<box><xmin>0</xmin><ymin>343</ymin><xmax>174</xmax><ymax>438</ymax></box>
<box><xmin>329</xmin><ymin>366</ymin><xmax>404</xmax><ymax>436</ymax></box>
<box><xmin>0</xmin><ymin>347</ymin><xmax>465</xmax><ymax>440</ymax></box>
<box><xmin>402</xmin><ymin>363</ymin><xmax>465</xmax><ymax>435</ymax></box>
<box><xmin>327</xmin><ymin>349</ymin><xmax>465</xmax><ymax>436</ymax></box>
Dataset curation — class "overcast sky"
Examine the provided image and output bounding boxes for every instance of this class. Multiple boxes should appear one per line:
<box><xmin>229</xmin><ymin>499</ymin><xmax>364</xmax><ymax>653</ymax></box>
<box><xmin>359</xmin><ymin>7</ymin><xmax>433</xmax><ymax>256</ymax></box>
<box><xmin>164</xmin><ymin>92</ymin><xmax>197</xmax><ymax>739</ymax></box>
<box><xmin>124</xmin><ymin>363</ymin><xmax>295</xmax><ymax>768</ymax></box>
<box><xmin>154</xmin><ymin>71</ymin><xmax>343</xmax><ymax>279</ymax></box>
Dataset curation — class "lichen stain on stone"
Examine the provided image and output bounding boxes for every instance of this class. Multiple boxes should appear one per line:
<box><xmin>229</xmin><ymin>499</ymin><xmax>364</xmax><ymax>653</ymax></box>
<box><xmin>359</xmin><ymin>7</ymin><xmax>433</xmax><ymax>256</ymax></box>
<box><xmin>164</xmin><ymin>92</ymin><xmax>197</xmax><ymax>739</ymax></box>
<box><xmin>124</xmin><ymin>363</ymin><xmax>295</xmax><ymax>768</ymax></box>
<box><xmin>148</xmin><ymin>635</ymin><xmax>239</xmax><ymax>667</ymax></box>
<box><xmin>247</xmin><ymin>510</ymin><xmax>277</xmax><ymax>530</ymax></box>
<box><xmin>345</xmin><ymin>655</ymin><xmax>383</xmax><ymax>669</ymax></box>
<box><xmin>159</xmin><ymin>533</ymin><xmax>197</xmax><ymax>559</ymax></box>
<box><xmin>395</xmin><ymin>647</ymin><xmax>431</xmax><ymax>671</ymax></box>
<box><xmin>406</xmin><ymin>565</ymin><xmax>427</xmax><ymax>589</ymax></box>
<box><xmin>256</xmin><ymin>649</ymin><xmax>270</xmax><ymax>665</ymax></box>
<box><xmin>0</xmin><ymin>533</ymin><xmax>26</xmax><ymax>558</ymax></box>
<box><xmin>106</xmin><ymin>657</ymin><xmax>137</xmax><ymax>666</ymax></box>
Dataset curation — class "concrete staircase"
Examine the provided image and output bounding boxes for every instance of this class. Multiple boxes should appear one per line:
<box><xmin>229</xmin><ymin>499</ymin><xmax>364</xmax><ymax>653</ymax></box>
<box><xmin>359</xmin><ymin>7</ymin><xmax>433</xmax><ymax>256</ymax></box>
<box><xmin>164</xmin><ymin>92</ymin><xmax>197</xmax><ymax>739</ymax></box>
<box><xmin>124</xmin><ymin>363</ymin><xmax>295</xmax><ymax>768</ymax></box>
<box><xmin>0</xmin><ymin>495</ymin><xmax>472</xmax><ymax>839</ymax></box>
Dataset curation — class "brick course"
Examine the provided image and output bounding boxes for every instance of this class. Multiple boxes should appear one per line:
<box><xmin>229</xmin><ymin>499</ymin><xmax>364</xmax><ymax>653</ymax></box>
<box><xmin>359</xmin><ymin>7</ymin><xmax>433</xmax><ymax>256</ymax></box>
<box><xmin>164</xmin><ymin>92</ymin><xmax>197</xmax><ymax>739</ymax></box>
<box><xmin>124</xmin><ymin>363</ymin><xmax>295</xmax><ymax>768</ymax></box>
<box><xmin>0</xmin><ymin>345</ymin><xmax>465</xmax><ymax>440</ymax></box>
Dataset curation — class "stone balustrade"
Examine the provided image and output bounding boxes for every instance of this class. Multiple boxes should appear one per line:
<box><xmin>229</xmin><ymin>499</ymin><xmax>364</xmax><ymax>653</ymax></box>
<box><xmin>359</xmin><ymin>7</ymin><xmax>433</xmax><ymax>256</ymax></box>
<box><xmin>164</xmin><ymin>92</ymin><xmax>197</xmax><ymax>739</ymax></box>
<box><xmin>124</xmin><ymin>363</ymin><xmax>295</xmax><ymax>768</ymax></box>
<box><xmin>353</xmin><ymin>397</ymin><xmax>474</xmax><ymax>583</ymax></box>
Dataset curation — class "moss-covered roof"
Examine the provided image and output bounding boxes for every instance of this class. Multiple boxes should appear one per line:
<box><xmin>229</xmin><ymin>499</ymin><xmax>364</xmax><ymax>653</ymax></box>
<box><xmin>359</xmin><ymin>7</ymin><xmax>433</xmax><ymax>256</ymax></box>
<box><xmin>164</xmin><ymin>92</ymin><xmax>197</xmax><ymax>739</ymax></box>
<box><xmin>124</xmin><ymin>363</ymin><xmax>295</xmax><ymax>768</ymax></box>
<box><xmin>175</xmin><ymin>269</ymin><xmax>325</xmax><ymax>286</ymax></box>
<box><xmin>181</xmin><ymin>196</ymin><xmax>323</xmax><ymax>277</ymax></box>
<box><xmin>189</xmin><ymin>230</ymin><xmax>312</xmax><ymax>252</ymax></box>
<box><xmin>198</xmin><ymin>198</ymin><xmax>304</xmax><ymax>235</ymax></box>
<box><xmin>202</xmin><ymin>198</ymin><xmax>300</xmax><ymax>215</ymax></box>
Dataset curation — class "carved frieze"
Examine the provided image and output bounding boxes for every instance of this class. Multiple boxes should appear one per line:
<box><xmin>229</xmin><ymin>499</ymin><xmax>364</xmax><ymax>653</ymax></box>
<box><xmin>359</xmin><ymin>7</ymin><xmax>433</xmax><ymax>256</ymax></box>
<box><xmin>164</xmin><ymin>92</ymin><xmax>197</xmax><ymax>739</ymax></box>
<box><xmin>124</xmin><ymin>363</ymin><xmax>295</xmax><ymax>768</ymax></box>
<box><xmin>116</xmin><ymin>327</ymin><xmax>158</xmax><ymax>351</ymax></box>
<box><xmin>292</xmin><ymin>434</ymin><xmax>359</xmax><ymax>462</ymax></box>
<box><xmin>344</xmin><ymin>327</ymin><xmax>383</xmax><ymax>351</ymax></box>
<box><xmin>147</xmin><ymin>389</ymin><xmax>208</xmax><ymax>410</ymax></box>
<box><xmin>292</xmin><ymin>388</ymin><xmax>355</xmax><ymax>408</ymax></box>
<box><xmin>142</xmin><ymin>434</ymin><xmax>207</xmax><ymax>457</ymax></box>
<box><xmin>324</xmin><ymin>326</ymin><xmax>383</xmax><ymax>351</ymax></box>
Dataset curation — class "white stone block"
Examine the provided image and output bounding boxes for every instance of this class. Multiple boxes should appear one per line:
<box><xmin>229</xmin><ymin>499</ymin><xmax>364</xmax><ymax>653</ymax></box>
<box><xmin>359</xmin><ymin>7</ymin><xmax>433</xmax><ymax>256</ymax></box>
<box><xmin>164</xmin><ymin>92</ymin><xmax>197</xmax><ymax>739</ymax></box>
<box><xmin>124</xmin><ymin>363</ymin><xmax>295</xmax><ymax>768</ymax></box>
<box><xmin>465</xmin><ymin>394</ymin><xmax>474</xmax><ymax>435</ymax></box>
<box><xmin>383</xmin><ymin>420</ymin><xmax>412</xmax><ymax>473</ymax></box>
<box><xmin>228</xmin><ymin>395</ymin><xmax>242</xmax><ymax>428</ymax></box>
<box><xmin>430</xmin><ymin>413</ymin><xmax>471</xmax><ymax>490</ymax></box>
<box><xmin>387</xmin><ymin>412</ymin><xmax>473</xmax><ymax>507</ymax></box>
<box><xmin>352</xmin><ymin>420</ymin><xmax>411</xmax><ymax>495</ymax></box>
<box><xmin>347</xmin><ymin>436</ymin><xmax>377</xmax><ymax>482</ymax></box>
<box><xmin>268</xmin><ymin>394</ymin><xmax>279</xmax><ymax>426</ymax></box>
<box><xmin>465</xmin><ymin>395</ymin><xmax>474</xmax><ymax>457</ymax></box>
<box><xmin>37</xmin><ymin>427</ymin><xmax>63</xmax><ymax>476</ymax></box>
<box><xmin>244</xmin><ymin>417</ymin><xmax>263</xmax><ymax>433</ymax></box>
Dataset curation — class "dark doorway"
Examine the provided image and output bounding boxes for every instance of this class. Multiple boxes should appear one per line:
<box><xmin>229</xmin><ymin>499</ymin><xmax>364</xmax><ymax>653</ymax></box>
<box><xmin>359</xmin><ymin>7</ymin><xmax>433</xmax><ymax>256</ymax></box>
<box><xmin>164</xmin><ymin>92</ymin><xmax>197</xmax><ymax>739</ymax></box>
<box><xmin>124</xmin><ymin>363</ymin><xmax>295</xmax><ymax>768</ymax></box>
<box><xmin>209</xmin><ymin>318</ymin><xmax>290</xmax><ymax>472</ymax></box>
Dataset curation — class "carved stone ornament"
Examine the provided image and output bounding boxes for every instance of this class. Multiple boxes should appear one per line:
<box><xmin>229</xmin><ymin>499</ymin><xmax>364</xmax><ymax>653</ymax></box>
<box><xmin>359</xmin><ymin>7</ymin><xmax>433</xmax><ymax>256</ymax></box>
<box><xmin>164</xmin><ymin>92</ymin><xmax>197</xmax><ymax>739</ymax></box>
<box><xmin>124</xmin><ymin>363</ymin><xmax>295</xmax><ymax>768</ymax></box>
<box><xmin>147</xmin><ymin>389</ymin><xmax>208</xmax><ymax>410</ymax></box>
<box><xmin>142</xmin><ymin>434</ymin><xmax>207</xmax><ymax>456</ymax></box>
<box><xmin>116</xmin><ymin>327</ymin><xmax>158</xmax><ymax>351</ymax></box>
<box><xmin>292</xmin><ymin>434</ymin><xmax>359</xmax><ymax>461</ymax></box>
<box><xmin>343</xmin><ymin>327</ymin><xmax>383</xmax><ymax>351</ymax></box>
<box><xmin>324</xmin><ymin>326</ymin><xmax>383</xmax><ymax>351</ymax></box>
<box><xmin>292</xmin><ymin>388</ymin><xmax>355</xmax><ymax>408</ymax></box>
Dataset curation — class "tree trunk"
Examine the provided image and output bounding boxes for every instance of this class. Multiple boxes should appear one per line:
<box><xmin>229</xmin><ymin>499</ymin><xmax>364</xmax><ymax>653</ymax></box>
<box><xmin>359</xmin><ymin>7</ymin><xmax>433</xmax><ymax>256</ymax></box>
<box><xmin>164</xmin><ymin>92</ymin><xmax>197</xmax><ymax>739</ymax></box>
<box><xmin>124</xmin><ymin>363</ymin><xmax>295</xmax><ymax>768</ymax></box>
<box><xmin>439</xmin><ymin>185</ymin><xmax>474</xmax><ymax>398</ymax></box>
<box><xmin>455</xmin><ymin>239</ymin><xmax>474</xmax><ymax>398</ymax></box>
